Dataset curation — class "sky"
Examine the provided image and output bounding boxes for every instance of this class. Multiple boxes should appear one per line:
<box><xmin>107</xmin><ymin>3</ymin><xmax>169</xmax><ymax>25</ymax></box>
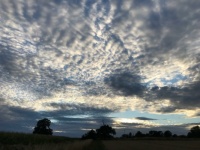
<box><xmin>0</xmin><ymin>0</ymin><xmax>200</xmax><ymax>137</ymax></box>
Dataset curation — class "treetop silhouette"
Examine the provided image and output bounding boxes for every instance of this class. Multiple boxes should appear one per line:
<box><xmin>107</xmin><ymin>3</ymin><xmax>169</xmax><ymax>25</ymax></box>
<box><xmin>96</xmin><ymin>124</ymin><xmax>116</xmax><ymax>139</ymax></box>
<box><xmin>33</xmin><ymin>118</ymin><xmax>53</xmax><ymax>135</ymax></box>
<box><xmin>82</xmin><ymin>124</ymin><xmax>116</xmax><ymax>140</ymax></box>
<box><xmin>187</xmin><ymin>125</ymin><xmax>200</xmax><ymax>138</ymax></box>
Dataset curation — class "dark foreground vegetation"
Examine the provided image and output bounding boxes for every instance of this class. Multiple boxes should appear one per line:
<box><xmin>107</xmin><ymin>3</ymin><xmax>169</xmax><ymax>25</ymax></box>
<box><xmin>83</xmin><ymin>124</ymin><xmax>200</xmax><ymax>139</ymax></box>
<box><xmin>1</xmin><ymin>132</ymin><xmax>200</xmax><ymax>150</ymax></box>
<box><xmin>0</xmin><ymin>132</ymin><xmax>105</xmax><ymax>150</ymax></box>
<box><xmin>0</xmin><ymin>132</ymin><xmax>72</xmax><ymax>145</ymax></box>
<box><xmin>1</xmin><ymin>118</ymin><xmax>200</xmax><ymax>150</ymax></box>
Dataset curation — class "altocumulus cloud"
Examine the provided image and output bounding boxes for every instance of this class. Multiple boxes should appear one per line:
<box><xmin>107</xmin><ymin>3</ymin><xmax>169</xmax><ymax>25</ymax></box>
<box><xmin>0</xmin><ymin>0</ymin><xmax>200</xmax><ymax>136</ymax></box>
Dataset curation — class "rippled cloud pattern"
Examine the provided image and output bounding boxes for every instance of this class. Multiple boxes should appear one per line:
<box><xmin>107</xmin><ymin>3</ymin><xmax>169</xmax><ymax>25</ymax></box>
<box><xmin>1</xmin><ymin>0</ymin><xmax>200</xmax><ymax>136</ymax></box>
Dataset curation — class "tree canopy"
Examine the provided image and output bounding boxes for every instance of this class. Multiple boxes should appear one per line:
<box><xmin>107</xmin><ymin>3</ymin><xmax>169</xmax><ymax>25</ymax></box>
<box><xmin>33</xmin><ymin>118</ymin><xmax>53</xmax><ymax>135</ymax></box>
<box><xmin>96</xmin><ymin>124</ymin><xmax>116</xmax><ymax>139</ymax></box>
<box><xmin>82</xmin><ymin>124</ymin><xmax>116</xmax><ymax>140</ymax></box>
<box><xmin>187</xmin><ymin>125</ymin><xmax>200</xmax><ymax>138</ymax></box>
<box><xmin>82</xmin><ymin>129</ymin><xmax>97</xmax><ymax>140</ymax></box>
<box><xmin>164</xmin><ymin>130</ymin><xmax>172</xmax><ymax>137</ymax></box>
<box><xmin>135</xmin><ymin>131</ymin><xmax>144</xmax><ymax>137</ymax></box>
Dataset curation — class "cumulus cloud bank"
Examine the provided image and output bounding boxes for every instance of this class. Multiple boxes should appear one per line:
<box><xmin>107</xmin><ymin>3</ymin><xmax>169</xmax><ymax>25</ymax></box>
<box><xmin>0</xmin><ymin>0</ymin><xmax>200</xmax><ymax>136</ymax></box>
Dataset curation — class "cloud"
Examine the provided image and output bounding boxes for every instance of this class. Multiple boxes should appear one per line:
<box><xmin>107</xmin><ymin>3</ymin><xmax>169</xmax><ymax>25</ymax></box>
<box><xmin>0</xmin><ymin>105</ymin><xmax>40</xmax><ymax>132</ymax></box>
<box><xmin>146</xmin><ymin>80</ymin><xmax>200</xmax><ymax>114</ymax></box>
<box><xmin>104</xmin><ymin>71</ymin><xmax>145</xmax><ymax>96</ymax></box>
<box><xmin>112</xmin><ymin>117</ymin><xmax>194</xmax><ymax>136</ymax></box>
<box><xmin>48</xmin><ymin>102</ymin><xmax>113</xmax><ymax>116</ymax></box>
<box><xmin>1</xmin><ymin>0</ymin><xmax>200</xmax><ymax>136</ymax></box>
<box><xmin>43</xmin><ymin>113</ymin><xmax>115</xmax><ymax>137</ymax></box>
<box><xmin>135</xmin><ymin>117</ymin><xmax>157</xmax><ymax>120</ymax></box>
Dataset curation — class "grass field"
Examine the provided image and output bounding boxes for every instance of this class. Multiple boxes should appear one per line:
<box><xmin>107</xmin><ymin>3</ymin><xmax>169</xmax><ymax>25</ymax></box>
<box><xmin>0</xmin><ymin>140</ymin><xmax>100</xmax><ymax>150</ymax></box>
<box><xmin>1</xmin><ymin>132</ymin><xmax>200</xmax><ymax>150</ymax></box>
<box><xmin>103</xmin><ymin>139</ymin><xmax>200</xmax><ymax>150</ymax></box>
<box><xmin>0</xmin><ymin>132</ymin><xmax>105</xmax><ymax>150</ymax></box>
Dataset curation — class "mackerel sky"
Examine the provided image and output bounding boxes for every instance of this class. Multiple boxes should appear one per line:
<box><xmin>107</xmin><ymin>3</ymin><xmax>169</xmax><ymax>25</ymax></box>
<box><xmin>0</xmin><ymin>0</ymin><xmax>200</xmax><ymax>137</ymax></box>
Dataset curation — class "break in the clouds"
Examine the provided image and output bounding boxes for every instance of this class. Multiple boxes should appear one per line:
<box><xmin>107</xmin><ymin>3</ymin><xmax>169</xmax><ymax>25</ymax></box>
<box><xmin>0</xmin><ymin>0</ymin><xmax>200</xmax><ymax>137</ymax></box>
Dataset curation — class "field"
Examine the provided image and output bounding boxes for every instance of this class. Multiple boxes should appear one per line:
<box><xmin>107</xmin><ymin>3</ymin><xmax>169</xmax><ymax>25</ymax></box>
<box><xmin>1</xmin><ymin>132</ymin><xmax>200</xmax><ymax>150</ymax></box>
<box><xmin>103</xmin><ymin>139</ymin><xmax>200</xmax><ymax>150</ymax></box>
<box><xmin>0</xmin><ymin>132</ymin><xmax>104</xmax><ymax>150</ymax></box>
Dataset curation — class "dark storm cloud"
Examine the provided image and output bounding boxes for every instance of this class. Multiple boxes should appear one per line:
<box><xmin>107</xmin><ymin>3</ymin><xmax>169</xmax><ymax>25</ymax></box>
<box><xmin>52</xmin><ymin>116</ymin><xmax>115</xmax><ymax>137</ymax></box>
<box><xmin>54</xmin><ymin>117</ymin><xmax>97</xmax><ymax>123</ymax></box>
<box><xmin>49</xmin><ymin>102</ymin><xmax>113</xmax><ymax>116</ymax></box>
<box><xmin>0</xmin><ymin>105</ymin><xmax>40</xmax><ymax>132</ymax></box>
<box><xmin>135</xmin><ymin>117</ymin><xmax>157</xmax><ymax>120</ymax></box>
<box><xmin>194</xmin><ymin>112</ymin><xmax>200</xmax><ymax>117</ymax></box>
<box><xmin>0</xmin><ymin>105</ymin><xmax>38</xmax><ymax>121</ymax></box>
<box><xmin>54</xmin><ymin>116</ymin><xmax>114</xmax><ymax>127</ymax></box>
<box><xmin>42</xmin><ymin>110</ymin><xmax>115</xmax><ymax>137</ymax></box>
<box><xmin>0</xmin><ymin>103</ymin><xmax>115</xmax><ymax>136</ymax></box>
<box><xmin>0</xmin><ymin>101</ymin><xmax>113</xmax><ymax>136</ymax></box>
<box><xmin>104</xmin><ymin>71</ymin><xmax>145</xmax><ymax>96</ymax></box>
<box><xmin>148</xmin><ymin>80</ymin><xmax>200</xmax><ymax>113</ymax></box>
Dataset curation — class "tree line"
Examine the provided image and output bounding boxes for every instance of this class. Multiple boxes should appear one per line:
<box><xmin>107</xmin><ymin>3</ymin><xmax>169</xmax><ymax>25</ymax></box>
<box><xmin>122</xmin><ymin>130</ymin><xmax>176</xmax><ymax>138</ymax></box>
<box><xmin>33</xmin><ymin>118</ymin><xmax>200</xmax><ymax>139</ymax></box>
<box><xmin>121</xmin><ymin>126</ymin><xmax>200</xmax><ymax>138</ymax></box>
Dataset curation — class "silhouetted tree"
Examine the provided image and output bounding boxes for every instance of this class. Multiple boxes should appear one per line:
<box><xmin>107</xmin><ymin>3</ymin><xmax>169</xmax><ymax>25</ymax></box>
<box><xmin>187</xmin><ymin>126</ymin><xmax>200</xmax><ymax>138</ymax></box>
<box><xmin>149</xmin><ymin>130</ymin><xmax>163</xmax><ymax>137</ymax></box>
<box><xmin>128</xmin><ymin>132</ymin><xmax>132</xmax><ymax>138</ymax></box>
<box><xmin>33</xmin><ymin>118</ymin><xmax>53</xmax><ymax>135</ymax></box>
<box><xmin>96</xmin><ymin>124</ymin><xmax>116</xmax><ymax>139</ymax></box>
<box><xmin>164</xmin><ymin>130</ymin><xmax>172</xmax><ymax>137</ymax></box>
<box><xmin>121</xmin><ymin>132</ymin><xmax>133</xmax><ymax>138</ymax></box>
<box><xmin>82</xmin><ymin>129</ymin><xmax>97</xmax><ymax>140</ymax></box>
<box><xmin>135</xmin><ymin>131</ymin><xmax>144</xmax><ymax>137</ymax></box>
<box><xmin>179</xmin><ymin>135</ymin><xmax>187</xmax><ymax>138</ymax></box>
<box><xmin>121</xmin><ymin>134</ymin><xmax>129</xmax><ymax>138</ymax></box>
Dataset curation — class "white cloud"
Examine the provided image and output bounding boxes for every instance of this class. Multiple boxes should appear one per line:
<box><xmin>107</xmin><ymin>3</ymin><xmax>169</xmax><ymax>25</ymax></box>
<box><xmin>0</xmin><ymin>0</ymin><xmax>200</xmax><ymax>118</ymax></box>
